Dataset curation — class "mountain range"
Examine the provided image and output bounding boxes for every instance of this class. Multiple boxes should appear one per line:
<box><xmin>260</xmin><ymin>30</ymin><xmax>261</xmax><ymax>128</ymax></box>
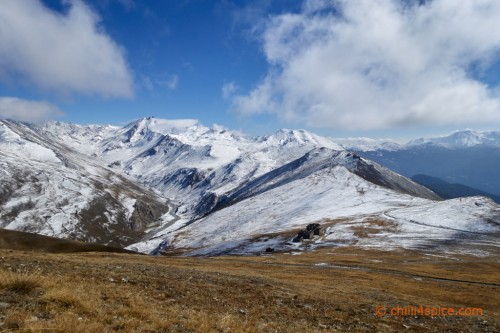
<box><xmin>337</xmin><ymin>130</ymin><xmax>500</xmax><ymax>196</ymax></box>
<box><xmin>0</xmin><ymin>118</ymin><xmax>498</xmax><ymax>256</ymax></box>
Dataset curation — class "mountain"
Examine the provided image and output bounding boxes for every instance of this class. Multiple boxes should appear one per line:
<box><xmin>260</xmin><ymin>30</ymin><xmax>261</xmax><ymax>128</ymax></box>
<box><xmin>339</xmin><ymin>130</ymin><xmax>500</xmax><ymax>151</ymax></box>
<box><xmin>0</xmin><ymin>118</ymin><xmax>499</xmax><ymax>256</ymax></box>
<box><xmin>0</xmin><ymin>120</ymin><xmax>170</xmax><ymax>247</ymax></box>
<box><xmin>341</xmin><ymin>130</ymin><xmax>500</xmax><ymax>196</ymax></box>
<box><xmin>412</xmin><ymin>174</ymin><xmax>500</xmax><ymax>204</ymax></box>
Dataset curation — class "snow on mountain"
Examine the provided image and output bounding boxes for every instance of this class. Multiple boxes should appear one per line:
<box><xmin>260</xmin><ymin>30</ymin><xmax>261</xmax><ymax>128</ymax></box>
<box><xmin>164</xmin><ymin>165</ymin><xmax>413</xmax><ymax>254</ymax></box>
<box><xmin>323</xmin><ymin>196</ymin><xmax>500</xmax><ymax>257</ymax></box>
<box><xmin>37</xmin><ymin>121</ymin><xmax>118</xmax><ymax>155</ymax></box>
<box><xmin>259</xmin><ymin>129</ymin><xmax>343</xmax><ymax>150</ymax></box>
<box><xmin>1</xmin><ymin>117</ymin><xmax>352</xmax><ymax>249</ymax></box>
<box><xmin>0</xmin><ymin>122</ymin><xmax>60</xmax><ymax>163</ymax></box>
<box><xmin>0</xmin><ymin>120</ymin><xmax>172</xmax><ymax>247</ymax></box>
<box><xmin>145</xmin><ymin>162</ymin><xmax>498</xmax><ymax>256</ymax></box>
<box><xmin>333</xmin><ymin>137</ymin><xmax>402</xmax><ymax>152</ymax></box>
<box><xmin>213</xmin><ymin>148</ymin><xmax>438</xmax><ymax>211</ymax></box>
<box><xmin>1</xmin><ymin>117</ymin><xmax>498</xmax><ymax>256</ymax></box>
<box><xmin>406</xmin><ymin>130</ymin><xmax>500</xmax><ymax>148</ymax></box>
<box><xmin>338</xmin><ymin>130</ymin><xmax>500</xmax><ymax>151</ymax></box>
<box><xmin>90</xmin><ymin>118</ymin><xmax>347</xmax><ymax>219</ymax></box>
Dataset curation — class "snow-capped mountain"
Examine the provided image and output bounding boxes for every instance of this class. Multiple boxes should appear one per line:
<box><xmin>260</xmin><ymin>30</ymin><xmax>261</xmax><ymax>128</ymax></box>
<box><xmin>0</xmin><ymin>118</ymin><xmax>498</xmax><ymax>256</ymax></box>
<box><xmin>0</xmin><ymin>120</ymin><xmax>171</xmax><ymax>247</ymax></box>
<box><xmin>406</xmin><ymin>130</ymin><xmax>500</xmax><ymax>148</ymax></box>
<box><xmin>333</xmin><ymin>137</ymin><xmax>402</xmax><ymax>152</ymax></box>
<box><xmin>79</xmin><ymin>117</ymin><xmax>347</xmax><ymax>219</ymax></box>
<box><xmin>341</xmin><ymin>130</ymin><xmax>500</xmax><ymax>196</ymax></box>
<box><xmin>338</xmin><ymin>130</ymin><xmax>500</xmax><ymax>151</ymax></box>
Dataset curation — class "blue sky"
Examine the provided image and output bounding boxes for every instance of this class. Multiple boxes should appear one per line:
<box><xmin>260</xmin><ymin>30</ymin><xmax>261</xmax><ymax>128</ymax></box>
<box><xmin>1</xmin><ymin>0</ymin><xmax>500</xmax><ymax>139</ymax></box>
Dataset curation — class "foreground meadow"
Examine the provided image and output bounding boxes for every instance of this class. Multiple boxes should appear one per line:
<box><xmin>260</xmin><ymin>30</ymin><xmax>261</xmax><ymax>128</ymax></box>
<box><xmin>0</xmin><ymin>247</ymin><xmax>498</xmax><ymax>332</ymax></box>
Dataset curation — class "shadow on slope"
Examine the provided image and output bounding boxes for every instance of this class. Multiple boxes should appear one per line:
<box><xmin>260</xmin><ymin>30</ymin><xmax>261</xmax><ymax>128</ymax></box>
<box><xmin>0</xmin><ymin>228</ymin><xmax>138</xmax><ymax>254</ymax></box>
<box><xmin>412</xmin><ymin>174</ymin><xmax>500</xmax><ymax>204</ymax></box>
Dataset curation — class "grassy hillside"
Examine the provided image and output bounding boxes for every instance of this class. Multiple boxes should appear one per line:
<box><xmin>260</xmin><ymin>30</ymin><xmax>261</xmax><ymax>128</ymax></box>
<box><xmin>0</xmin><ymin>247</ymin><xmax>498</xmax><ymax>332</ymax></box>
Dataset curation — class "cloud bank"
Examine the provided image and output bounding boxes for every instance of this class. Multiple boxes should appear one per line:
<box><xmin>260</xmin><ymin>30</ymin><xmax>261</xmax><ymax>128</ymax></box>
<box><xmin>231</xmin><ymin>0</ymin><xmax>500</xmax><ymax>130</ymax></box>
<box><xmin>0</xmin><ymin>0</ymin><xmax>133</xmax><ymax>98</ymax></box>
<box><xmin>0</xmin><ymin>97</ymin><xmax>63</xmax><ymax>123</ymax></box>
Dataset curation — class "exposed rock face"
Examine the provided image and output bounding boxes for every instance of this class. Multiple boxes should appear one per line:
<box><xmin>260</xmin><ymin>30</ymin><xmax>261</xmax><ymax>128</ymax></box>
<box><xmin>77</xmin><ymin>194</ymin><xmax>168</xmax><ymax>248</ymax></box>
<box><xmin>129</xmin><ymin>199</ymin><xmax>168</xmax><ymax>231</ymax></box>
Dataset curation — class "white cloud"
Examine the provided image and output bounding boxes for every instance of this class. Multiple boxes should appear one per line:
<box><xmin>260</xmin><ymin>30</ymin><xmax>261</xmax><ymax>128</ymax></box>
<box><xmin>0</xmin><ymin>97</ymin><xmax>63</xmax><ymax>123</ymax></box>
<box><xmin>231</xmin><ymin>0</ymin><xmax>500</xmax><ymax>130</ymax></box>
<box><xmin>0</xmin><ymin>0</ymin><xmax>133</xmax><ymax>98</ymax></box>
<box><xmin>221</xmin><ymin>82</ymin><xmax>238</xmax><ymax>100</ymax></box>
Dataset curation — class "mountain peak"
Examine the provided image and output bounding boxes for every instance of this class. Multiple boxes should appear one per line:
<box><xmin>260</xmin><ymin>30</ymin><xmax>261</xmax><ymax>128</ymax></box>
<box><xmin>126</xmin><ymin>117</ymin><xmax>201</xmax><ymax>133</ymax></box>
<box><xmin>262</xmin><ymin>128</ymin><xmax>343</xmax><ymax>150</ymax></box>
<box><xmin>121</xmin><ymin>117</ymin><xmax>204</xmax><ymax>144</ymax></box>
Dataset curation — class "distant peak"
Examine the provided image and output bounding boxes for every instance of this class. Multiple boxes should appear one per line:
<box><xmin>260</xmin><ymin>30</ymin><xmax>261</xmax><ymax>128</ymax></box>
<box><xmin>407</xmin><ymin>129</ymin><xmax>500</xmax><ymax>148</ymax></box>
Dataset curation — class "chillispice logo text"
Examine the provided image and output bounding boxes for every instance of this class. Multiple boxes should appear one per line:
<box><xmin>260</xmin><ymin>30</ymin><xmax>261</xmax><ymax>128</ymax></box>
<box><xmin>375</xmin><ymin>305</ymin><xmax>484</xmax><ymax>318</ymax></box>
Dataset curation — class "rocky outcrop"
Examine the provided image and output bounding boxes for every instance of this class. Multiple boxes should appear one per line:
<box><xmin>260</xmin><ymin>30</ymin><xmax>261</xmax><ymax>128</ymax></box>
<box><xmin>292</xmin><ymin>223</ymin><xmax>324</xmax><ymax>243</ymax></box>
<box><xmin>129</xmin><ymin>199</ymin><xmax>168</xmax><ymax>231</ymax></box>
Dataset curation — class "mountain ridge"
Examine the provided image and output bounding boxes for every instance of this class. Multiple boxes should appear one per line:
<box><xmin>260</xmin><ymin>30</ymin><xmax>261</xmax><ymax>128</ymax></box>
<box><xmin>337</xmin><ymin>129</ymin><xmax>500</xmax><ymax>151</ymax></box>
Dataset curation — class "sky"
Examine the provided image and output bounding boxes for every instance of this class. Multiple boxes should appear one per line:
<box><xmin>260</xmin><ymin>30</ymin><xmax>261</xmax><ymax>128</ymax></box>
<box><xmin>1</xmin><ymin>0</ymin><xmax>500</xmax><ymax>139</ymax></box>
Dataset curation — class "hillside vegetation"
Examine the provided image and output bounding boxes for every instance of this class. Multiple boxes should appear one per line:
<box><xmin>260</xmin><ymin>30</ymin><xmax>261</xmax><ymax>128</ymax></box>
<box><xmin>0</xmin><ymin>247</ymin><xmax>498</xmax><ymax>332</ymax></box>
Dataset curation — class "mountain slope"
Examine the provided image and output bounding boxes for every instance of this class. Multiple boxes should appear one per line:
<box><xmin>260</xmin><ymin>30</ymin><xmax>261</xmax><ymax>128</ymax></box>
<box><xmin>0</xmin><ymin>120</ymin><xmax>171</xmax><ymax>247</ymax></box>
<box><xmin>147</xmin><ymin>165</ymin><xmax>498</xmax><ymax>256</ymax></box>
<box><xmin>214</xmin><ymin>148</ymin><xmax>438</xmax><ymax>211</ymax></box>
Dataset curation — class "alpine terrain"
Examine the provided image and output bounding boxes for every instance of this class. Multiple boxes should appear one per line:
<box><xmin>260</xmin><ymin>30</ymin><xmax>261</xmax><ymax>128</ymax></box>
<box><xmin>0</xmin><ymin>118</ymin><xmax>498</xmax><ymax>257</ymax></box>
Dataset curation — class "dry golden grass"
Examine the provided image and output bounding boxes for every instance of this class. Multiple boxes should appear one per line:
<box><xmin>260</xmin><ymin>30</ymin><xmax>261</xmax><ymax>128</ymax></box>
<box><xmin>0</xmin><ymin>271</ymin><xmax>41</xmax><ymax>295</ymax></box>
<box><xmin>0</xmin><ymin>247</ymin><xmax>498</xmax><ymax>332</ymax></box>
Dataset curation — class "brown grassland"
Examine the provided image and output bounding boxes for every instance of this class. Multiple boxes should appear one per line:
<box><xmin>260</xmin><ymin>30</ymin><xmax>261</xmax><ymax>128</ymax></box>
<box><xmin>0</xmin><ymin>245</ymin><xmax>498</xmax><ymax>333</ymax></box>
